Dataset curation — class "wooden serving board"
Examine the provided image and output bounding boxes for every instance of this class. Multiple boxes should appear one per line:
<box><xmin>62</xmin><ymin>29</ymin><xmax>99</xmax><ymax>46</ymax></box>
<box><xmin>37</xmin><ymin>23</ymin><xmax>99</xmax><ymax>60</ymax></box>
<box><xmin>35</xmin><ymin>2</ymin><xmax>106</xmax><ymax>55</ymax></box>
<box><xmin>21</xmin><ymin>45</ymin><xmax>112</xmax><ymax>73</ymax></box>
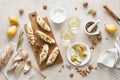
<box><xmin>24</xmin><ymin>11</ymin><xmax>63</xmax><ymax>70</ymax></box>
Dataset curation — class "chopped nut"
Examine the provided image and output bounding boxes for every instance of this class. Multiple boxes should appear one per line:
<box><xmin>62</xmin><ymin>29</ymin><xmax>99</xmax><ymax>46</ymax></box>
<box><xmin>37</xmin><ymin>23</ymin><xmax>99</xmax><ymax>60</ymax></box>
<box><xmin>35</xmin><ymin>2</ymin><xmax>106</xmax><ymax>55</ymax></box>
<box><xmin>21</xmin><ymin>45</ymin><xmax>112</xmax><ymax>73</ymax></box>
<box><xmin>94</xmin><ymin>67</ymin><xmax>98</xmax><ymax>70</ymax></box>
<box><xmin>88</xmin><ymin>64</ymin><xmax>93</xmax><ymax>71</ymax></box>
<box><xmin>69</xmin><ymin>73</ymin><xmax>74</xmax><ymax>78</ymax></box>
<box><xmin>61</xmin><ymin>65</ymin><xmax>64</xmax><ymax>68</ymax></box>
<box><xmin>97</xmin><ymin>35</ymin><xmax>102</xmax><ymax>40</ymax></box>
<box><xmin>81</xmin><ymin>70</ymin><xmax>87</xmax><ymax>77</ymax></box>
<box><xmin>75</xmin><ymin>7</ymin><xmax>77</xmax><ymax>10</ymax></box>
<box><xmin>66</xmin><ymin>64</ymin><xmax>72</xmax><ymax>69</ymax></box>
<box><xmin>58</xmin><ymin>69</ymin><xmax>61</xmax><ymax>73</ymax></box>
<box><xmin>83</xmin><ymin>1</ymin><xmax>88</xmax><ymax>8</ymax></box>
<box><xmin>91</xmin><ymin>9</ymin><xmax>97</xmax><ymax>16</ymax></box>
<box><xmin>43</xmin><ymin>5</ymin><xmax>47</xmax><ymax>10</ymax></box>
<box><xmin>92</xmin><ymin>40</ymin><xmax>97</xmax><ymax>45</ymax></box>
<box><xmin>90</xmin><ymin>46</ymin><xmax>94</xmax><ymax>50</ymax></box>
<box><xmin>27</xmin><ymin>60</ymin><xmax>32</xmax><ymax>66</ymax></box>
<box><xmin>19</xmin><ymin>9</ymin><xmax>24</xmax><ymax>15</ymax></box>
<box><xmin>86</xmin><ymin>69</ymin><xmax>90</xmax><ymax>73</ymax></box>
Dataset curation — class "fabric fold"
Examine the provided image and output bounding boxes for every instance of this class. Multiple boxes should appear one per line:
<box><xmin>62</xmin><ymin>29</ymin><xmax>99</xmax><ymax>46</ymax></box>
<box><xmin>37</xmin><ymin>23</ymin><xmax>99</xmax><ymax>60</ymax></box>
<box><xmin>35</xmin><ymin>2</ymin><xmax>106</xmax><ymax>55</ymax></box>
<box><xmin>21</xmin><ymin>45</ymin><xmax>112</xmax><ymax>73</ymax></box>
<box><xmin>97</xmin><ymin>36</ymin><xmax>120</xmax><ymax>79</ymax></box>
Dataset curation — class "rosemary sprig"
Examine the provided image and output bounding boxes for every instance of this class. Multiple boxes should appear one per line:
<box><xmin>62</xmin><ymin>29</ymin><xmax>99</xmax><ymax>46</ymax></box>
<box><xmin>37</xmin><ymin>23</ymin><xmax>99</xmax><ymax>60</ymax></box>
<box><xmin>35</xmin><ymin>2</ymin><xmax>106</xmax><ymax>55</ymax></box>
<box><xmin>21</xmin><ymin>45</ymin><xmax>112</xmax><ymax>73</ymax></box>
<box><xmin>16</xmin><ymin>30</ymin><xmax>24</xmax><ymax>50</ymax></box>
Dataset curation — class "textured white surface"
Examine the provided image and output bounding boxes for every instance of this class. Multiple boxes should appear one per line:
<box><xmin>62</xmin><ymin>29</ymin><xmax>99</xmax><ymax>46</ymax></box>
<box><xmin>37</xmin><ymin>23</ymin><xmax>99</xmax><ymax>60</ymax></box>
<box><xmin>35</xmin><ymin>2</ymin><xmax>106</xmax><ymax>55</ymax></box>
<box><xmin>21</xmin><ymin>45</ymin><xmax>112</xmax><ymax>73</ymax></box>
<box><xmin>0</xmin><ymin>0</ymin><xmax>120</xmax><ymax>80</ymax></box>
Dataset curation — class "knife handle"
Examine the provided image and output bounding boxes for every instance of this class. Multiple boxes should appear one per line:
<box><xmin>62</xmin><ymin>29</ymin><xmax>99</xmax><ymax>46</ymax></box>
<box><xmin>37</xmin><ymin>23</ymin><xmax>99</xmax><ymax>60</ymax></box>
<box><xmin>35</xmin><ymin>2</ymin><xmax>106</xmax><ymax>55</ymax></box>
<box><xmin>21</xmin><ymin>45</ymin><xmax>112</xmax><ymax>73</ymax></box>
<box><xmin>103</xmin><ymin>5</ymin><xmax>117</xmax><ymax>19</ymax></box>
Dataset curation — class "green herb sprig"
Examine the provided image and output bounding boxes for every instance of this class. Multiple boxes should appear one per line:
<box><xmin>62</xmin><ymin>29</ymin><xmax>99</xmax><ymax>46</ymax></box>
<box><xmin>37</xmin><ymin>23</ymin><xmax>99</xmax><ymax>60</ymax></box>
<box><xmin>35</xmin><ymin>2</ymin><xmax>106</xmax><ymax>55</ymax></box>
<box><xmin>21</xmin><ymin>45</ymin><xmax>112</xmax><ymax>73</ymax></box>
<box><xmin>16</xmin><ymin>30</ymin><xmax>24</xmax><ymax>50</ymax></box>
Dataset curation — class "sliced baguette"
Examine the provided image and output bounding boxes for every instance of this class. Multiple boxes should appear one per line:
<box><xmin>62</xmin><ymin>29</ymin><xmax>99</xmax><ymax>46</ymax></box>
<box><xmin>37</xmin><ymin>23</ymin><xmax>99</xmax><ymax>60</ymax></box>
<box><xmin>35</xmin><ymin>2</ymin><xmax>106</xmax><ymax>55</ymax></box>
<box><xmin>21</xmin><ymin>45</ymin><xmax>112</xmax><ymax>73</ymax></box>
<box><xmin>35</xmin><ymin>30</ymin><xmax>55</xmax><ymax>44</ymax></box>
<box><xmin>46</xmin><ymin>47</ymin><xmax>59</xmax><ymax>66</ymax></box>
<box><xmin>37</xmin><ymin>16</ymin><xmax>51</xmax><ymax>32</ymax></box>
<box><xmin>39</xmin><ymin>44</ymin><xmax>49</xmax><ymax>64</ymax></box>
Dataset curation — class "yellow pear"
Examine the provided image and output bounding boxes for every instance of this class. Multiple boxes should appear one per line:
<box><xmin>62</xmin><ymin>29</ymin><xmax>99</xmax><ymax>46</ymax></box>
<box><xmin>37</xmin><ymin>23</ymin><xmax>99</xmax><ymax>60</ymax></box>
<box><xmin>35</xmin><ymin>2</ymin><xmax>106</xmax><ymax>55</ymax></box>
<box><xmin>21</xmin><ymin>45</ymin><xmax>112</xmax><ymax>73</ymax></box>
<box><xmin>6</xmin><ymin>26</ymin><xmax>17</xmax><ymax>37</ymax></box>
<box><xmin>8</xmin><ymin>16</ymin><xmax>19</xmax><ymax>25</ymax></box>
<box><xmin>105</xmin><ymin>24</ymin><xmax>117</xmax><ymax>33</ymax></box>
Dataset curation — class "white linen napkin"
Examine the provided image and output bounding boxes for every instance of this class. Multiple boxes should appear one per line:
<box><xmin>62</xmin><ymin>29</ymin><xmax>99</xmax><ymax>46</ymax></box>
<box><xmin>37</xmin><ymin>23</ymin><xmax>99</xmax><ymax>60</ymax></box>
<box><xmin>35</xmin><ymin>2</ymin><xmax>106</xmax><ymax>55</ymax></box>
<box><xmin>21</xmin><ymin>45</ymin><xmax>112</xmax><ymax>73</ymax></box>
<box><xmin>97</xmin><ymin>37</ymin><xmax>120</xmax><ymax>79</ymax></box>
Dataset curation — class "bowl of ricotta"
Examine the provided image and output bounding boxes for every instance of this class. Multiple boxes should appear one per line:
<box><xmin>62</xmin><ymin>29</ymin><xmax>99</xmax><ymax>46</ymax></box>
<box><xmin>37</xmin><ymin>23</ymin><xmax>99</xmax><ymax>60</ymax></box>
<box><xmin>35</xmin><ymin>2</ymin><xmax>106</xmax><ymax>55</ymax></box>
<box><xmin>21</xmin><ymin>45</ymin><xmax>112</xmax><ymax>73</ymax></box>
<box><xmin>50</xmin><ymin>7</ymin><xmax>67</xmax><ymax>24</ymax></box>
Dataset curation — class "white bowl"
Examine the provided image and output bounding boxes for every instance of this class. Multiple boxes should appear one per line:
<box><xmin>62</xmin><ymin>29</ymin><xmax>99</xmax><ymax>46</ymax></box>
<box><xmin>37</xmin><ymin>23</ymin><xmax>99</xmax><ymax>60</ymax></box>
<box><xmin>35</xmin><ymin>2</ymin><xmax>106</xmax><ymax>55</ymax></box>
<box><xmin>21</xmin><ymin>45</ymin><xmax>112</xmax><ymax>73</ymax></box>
<box><xmin>84</xmin><ymin>21</ymin><xmax>100</xmax><ymax>36</ymax></box>
<box><xmin>50</xmin><ymin>7</ymin><xmax>67</xmax><ymax>24</ymax></box>
<box><xmin>67</xmin><ymin>42</ymin><xmax>91</xmax><ymax>66</ymax></box>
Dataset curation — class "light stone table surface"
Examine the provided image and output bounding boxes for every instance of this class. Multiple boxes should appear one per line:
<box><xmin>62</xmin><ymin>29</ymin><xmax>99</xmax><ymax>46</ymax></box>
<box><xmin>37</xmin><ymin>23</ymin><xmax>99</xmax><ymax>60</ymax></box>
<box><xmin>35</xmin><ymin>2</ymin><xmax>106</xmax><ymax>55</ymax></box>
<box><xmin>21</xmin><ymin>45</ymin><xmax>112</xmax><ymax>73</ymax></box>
<box><xmin>0</xmin><ymin>0</ymin><xmax>120</xmax><ymax>80</ymax></box>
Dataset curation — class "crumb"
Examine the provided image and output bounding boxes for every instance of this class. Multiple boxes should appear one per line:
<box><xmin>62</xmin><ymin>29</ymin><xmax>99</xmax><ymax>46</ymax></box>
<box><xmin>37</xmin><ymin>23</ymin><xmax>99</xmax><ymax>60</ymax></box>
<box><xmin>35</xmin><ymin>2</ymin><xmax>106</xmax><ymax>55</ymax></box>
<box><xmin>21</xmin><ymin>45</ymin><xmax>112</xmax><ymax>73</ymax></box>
<box><xmin>105</xmin><ymin>38</ymin><xmax>108</xmax><ymax>40</ymax></box>
<box><xmin>86</xmin><ymin>69</ymin><xmax>90</xmax><ymax>73</ymax></box>
<box><xmin>19</xmin><ymin>9</ymin><xmax>24</xmax><ymax>15</ymax></box>
<box><xmin>97</xmin><ymin>35</ymin><xmax>102</xmax><ymax>40</ymax></box>
<box><xmin>92</xmin><ymin>40</ymin><xmax>97</xmax><ymax>45</ymax></box>
<box><xmin>58</xmin><ymin>69</ymin><xmax>62</xmax><ymax>73</ymax></box>
<box><xmin>94</xmin><ymin>67</ymin><xmax>98</xmax><ymax>70</ymax></box>
<box><xmin>70</xmin><ymin>73</ymin><xmax>74</xmax><ymax>78</ymax></box>
<box><xmin>66</xmin><ymin>64</ymin><xmax>72</xmax><ymax>69</ymax></box>
<box><xmin>81</xmin><ymin>70</ymin><xmax>87</xmax><ymax>77</ymax></box>
<box><xmin>43</xmin><ymin>5</ymin><xmax>47</xmax><ymax>10</ymax></box>
<box><xmin>88</xmin><ymin>64</ymin><xmax>93</xmax><ymax>71</ymax></box>
<box><xmin>83</xmin><ymin>1</ymin><xmax>88</xmax><ymax>8</ymax></box>
<box><xmin>27</xmin><ymin>60</ymin><xmax>32</xmax><ymax>66</ymax></box>
<box><xmin>90</xmin><ymin>46</ymin><xmax>94</xmax><ymax>50</ymax></box>
<box><xmin>75</xmin><ymin>7</ymin><xmax>77</xmax><ymax>10</ymax></box>
<box><xmin>98</xmin><ymin>31</ymin><xmax>101</xmax><ymax>35</ymax></box>
<box><xmin>61</xmin><ymin>65</ymin><xmax>64</xmax><ymax>68</ymax></box>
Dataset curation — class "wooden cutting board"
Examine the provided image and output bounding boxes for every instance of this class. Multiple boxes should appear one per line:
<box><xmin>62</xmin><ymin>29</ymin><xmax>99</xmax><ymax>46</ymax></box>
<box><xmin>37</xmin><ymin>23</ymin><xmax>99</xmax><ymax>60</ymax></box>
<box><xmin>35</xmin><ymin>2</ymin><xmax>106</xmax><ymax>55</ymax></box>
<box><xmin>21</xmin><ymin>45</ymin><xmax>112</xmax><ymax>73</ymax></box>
<box><xmin>24</xmin><ymin>11</ymin><xmax>63</xmax><ymax>70</ymax></box>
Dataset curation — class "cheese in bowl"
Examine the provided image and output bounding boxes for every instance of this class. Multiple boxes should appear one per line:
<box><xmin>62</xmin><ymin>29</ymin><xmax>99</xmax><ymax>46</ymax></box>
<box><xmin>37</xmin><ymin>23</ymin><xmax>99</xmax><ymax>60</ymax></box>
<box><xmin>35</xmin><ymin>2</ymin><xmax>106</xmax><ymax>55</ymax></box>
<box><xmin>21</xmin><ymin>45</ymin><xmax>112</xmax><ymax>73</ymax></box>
<box><xmin>50</xmin><ymin>7</ymin><xmax>67</xmax><ymax>23</ymax></box>
<box><xmin>67</xmin><ymin>42</ymin><xmax>91</xmax><ymax>66</ymax></box>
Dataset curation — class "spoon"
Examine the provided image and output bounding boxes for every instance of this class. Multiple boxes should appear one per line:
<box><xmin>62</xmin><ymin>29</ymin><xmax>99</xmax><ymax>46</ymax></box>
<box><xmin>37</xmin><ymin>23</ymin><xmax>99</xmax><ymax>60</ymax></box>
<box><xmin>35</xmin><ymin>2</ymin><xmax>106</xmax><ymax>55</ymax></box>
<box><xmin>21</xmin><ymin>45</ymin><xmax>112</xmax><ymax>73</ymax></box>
<box><xmin>87</xmin><ymin>19</ymin><xmax>100</xmax><ymax>32</ymax></box>
<box><xmin>103</xmin><ymin>5</ymin><xmax>120</xmax><ymax>25</ymax></box>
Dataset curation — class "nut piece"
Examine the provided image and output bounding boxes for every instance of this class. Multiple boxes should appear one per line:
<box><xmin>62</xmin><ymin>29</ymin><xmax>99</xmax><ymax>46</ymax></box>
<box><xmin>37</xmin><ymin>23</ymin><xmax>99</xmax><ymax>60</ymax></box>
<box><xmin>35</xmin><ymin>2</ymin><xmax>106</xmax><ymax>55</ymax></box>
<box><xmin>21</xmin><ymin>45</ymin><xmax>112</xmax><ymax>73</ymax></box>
<box><xmin>19</xmin><ymin>9</ymin><xmax>24</xmax><ymax>15</ymax></box>
<box><xmin>83</xmin><ymin>1</ymin><xmax>88</xmax><ymax>7</ymax></box>
<box><xmin>88</xmin><ymin>64</ymin><xmax>93</xmax><ymax>71</ymax></box>
<box><xmin>97</xmin><ymin>35</ymin><xmax>102</xmax><ymax>40</ymax></box>
<box><xmin>43</xmin><ymin>5</ymin><xmax>47</xmax><ymax>10</ymax></box>
<box><xmin>69</xmin><ymin>73</ymin><xmax>74</xmax><ymax>78</ymax></box>
<box><xmin>91</xmin><ymin>9</ymin><xmax>97</xmax><ymax>16</ymax></box>
<box><xmin>92</xmin><ymin>40</ymin><xmax>97</xmax><ymax>45</ymax></box>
